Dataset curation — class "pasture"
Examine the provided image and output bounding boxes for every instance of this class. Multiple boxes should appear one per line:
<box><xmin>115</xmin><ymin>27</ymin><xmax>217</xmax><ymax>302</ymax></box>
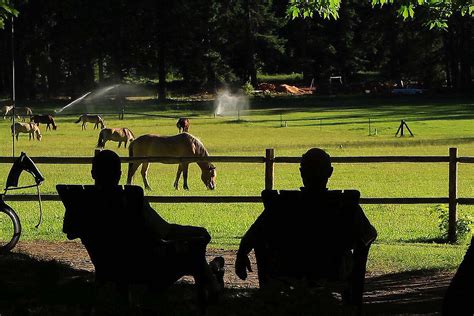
<box><xmin>0</xmin><ymin>94</ymin><xmax>473</xmax><ymax>276</ymax></box>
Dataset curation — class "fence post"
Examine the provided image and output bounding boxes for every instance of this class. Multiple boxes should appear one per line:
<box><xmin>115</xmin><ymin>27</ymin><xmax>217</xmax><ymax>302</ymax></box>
<box><xmin>265</xmin><ymin>148</ymin><xmax>275</xmax><ymax>191</ymax></box>
<box><xmin>448</xmin><ymin>147</ymin><xmax>458</xmax><ymax>243</ymax></box>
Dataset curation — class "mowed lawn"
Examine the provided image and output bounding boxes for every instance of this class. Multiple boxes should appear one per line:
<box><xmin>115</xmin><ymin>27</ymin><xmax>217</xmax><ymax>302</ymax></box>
<box><xmin>0</xmin><ymin>94</ymin><xmax>473</xmax><ymax>275</ymax></box>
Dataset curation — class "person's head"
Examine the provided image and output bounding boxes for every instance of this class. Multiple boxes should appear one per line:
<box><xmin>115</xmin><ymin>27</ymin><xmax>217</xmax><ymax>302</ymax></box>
<box><xmin>91</xmin><ymin>150</ymin><xmax>121</xmax><ymax>187</ymax></box>
<box><xmin>300</xmin><ymin>148</ymin><xmax>333</xmax><ymax>190</ymax></box>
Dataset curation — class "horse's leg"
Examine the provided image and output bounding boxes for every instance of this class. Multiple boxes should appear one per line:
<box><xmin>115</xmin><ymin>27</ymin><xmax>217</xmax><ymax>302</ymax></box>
<box><xmin>118</xmin><ymin>141</ymin><xmax>121</xmax><ymax>148</ymax></box>
<box><xmin>174</xmin><ymin>164</ymin><xmax>183</xmax><ymax>190</ymax></box>
<box><xmin>140</xmin><ymin>162</ymin><xmax>152</xmax><ymax>190</ymax></box>
<box><xmin>183</xmin><ymin>163</ymin><xmax>189</xmax><ymax>190</ymax></box>
<box><xmin>126</xmin><ymin>162</ymin><xmax>141</xmax><ymax>185</ymax></box>
<box><xmin>124</xmin><ymin>140</ymin><xmax>128</xmax><ymax>148</ymax></box>
<box><xmin>82</xmin><ymin>122</ymin><xmax>86</xmax><ymax>130</ymax></box>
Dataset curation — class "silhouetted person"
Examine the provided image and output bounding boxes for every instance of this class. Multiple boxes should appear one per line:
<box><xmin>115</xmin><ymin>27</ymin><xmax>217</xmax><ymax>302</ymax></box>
<box><xmin>78</xmin><ymin>150</ymin><xmax>224</xmax><ymax>300</ymax></box>
<box><xmin>235</xmin><ymin>148</ymin><xmax>377</xmax><ymax>302</ymax></box>
<box><xmin>443</xmin><ymin>237</ymin><xmax>474</xmax><ymax>315</ymax></box>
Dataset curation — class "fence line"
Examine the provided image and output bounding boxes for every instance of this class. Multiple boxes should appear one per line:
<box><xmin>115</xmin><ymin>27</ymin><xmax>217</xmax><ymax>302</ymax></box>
<box><xmin>1</xmin><ymin>147</ymin><xmax>473</xmax><ymax>242</ymax></box>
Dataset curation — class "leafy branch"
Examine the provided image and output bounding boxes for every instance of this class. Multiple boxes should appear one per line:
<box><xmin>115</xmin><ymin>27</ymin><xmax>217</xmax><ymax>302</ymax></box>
<box><xmin>0</xmin><ymin>0</ymin><xmax>18</xmax><ymax>29</ymax></box>
<box><xmin>288</xmin><ymin>0</ymin><xmax>474</xmax><ymax>29</ymax></box>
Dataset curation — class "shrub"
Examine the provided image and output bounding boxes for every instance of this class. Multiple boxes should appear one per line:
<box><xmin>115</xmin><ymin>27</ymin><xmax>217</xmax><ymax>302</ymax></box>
<box><xmin>241</xmin><ymin>81</ymin><xmax>254</xmax><ymax>96</ymax></box>
<box><xmin>430</xmin><ymin>204</ymin><xmax>474</xmax><ymax>242</ymax></box>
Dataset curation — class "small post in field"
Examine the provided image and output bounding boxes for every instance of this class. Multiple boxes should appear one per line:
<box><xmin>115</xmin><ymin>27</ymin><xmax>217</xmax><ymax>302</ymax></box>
<box><xmin>265</xmin><ymin>148</ymin><xmax>275</xmax><ymax>191</ymax></box>
<box><xmin>448</xmin><ymin>147</ymin><xmax>458</xmax><ymax>243</ymax></box>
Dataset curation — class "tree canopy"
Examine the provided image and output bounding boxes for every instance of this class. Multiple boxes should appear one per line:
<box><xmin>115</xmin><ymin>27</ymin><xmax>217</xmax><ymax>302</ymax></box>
<box><xmin>0</xmin><ymin>0</ymin><xmax>17</xmax><ymax>29</ymax></box>
<box><xmin>0</xmin><ymin>0</ymin><xmax>472</xmax><ymax>99</ymax></box>
<box><xmin>288</xmin><ymin>0</ymin><xmax>474</xmax><ymax>29</ymax></box>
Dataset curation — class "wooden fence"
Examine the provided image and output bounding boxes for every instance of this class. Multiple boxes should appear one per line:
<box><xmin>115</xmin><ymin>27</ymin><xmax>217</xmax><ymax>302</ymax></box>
<box><xmin>1</xmin><ymin>147</ymin><xmax>473</xmax><ymax>243</ymax></box>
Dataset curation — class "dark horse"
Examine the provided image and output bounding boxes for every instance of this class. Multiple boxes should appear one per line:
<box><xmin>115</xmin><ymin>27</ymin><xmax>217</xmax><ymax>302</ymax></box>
<box><xmin>177</xmin><ymin>118</ymin><xmax>190</xmax><ymax>133</ymax></box>
<box><xmin>30</xmin><ymin>114</ymin><xmax>57</xmax><ymax>131</ymax></box>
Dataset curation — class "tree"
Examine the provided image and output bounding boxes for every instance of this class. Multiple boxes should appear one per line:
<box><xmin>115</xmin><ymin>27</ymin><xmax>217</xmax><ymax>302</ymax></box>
<box><xmin>0</xmin><ymin>0</ymin><xmax>17</xmax><ymax>29</ymax></box>
<box><xmin>288</xmin><ymin>0</ymin><xmax>474</xmax><ymax>29</ymax></box>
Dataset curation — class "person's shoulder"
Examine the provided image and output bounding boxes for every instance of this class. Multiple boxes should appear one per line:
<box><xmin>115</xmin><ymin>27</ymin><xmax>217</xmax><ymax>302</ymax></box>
<box><xmin>341</xmin><ymin>190</ymin><xmax>360</xmax><ymax>204</ymax></box>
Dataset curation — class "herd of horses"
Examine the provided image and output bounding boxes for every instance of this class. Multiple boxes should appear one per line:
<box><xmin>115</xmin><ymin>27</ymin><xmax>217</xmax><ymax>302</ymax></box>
<box><xmin>2</xmin><ymin>106</ymin><xmax>211</xmax><ymax>190</ymax></box>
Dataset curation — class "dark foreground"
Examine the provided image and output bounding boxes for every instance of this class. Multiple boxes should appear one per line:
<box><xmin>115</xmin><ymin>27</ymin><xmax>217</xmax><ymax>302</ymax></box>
<box><xmin>0</xmin><ymin>241</ymin><xmax>452</xmax><ymax>315</ymax></box>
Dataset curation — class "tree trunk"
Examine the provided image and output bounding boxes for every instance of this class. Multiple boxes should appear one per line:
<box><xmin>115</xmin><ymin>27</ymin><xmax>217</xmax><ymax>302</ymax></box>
<box><xmin>459</xmin><ymin>16</ymin><xmax>472</xmax><ymax>90</ymax></box>
<box><xmin>98</xmin><ymin>54</ymin><xmax>104</xmax><ymax>84</ymax></box>
<box><xmin>157</xmin><ymin>42</ymin><xmax>166</xmax><ymax>100</ymax></box>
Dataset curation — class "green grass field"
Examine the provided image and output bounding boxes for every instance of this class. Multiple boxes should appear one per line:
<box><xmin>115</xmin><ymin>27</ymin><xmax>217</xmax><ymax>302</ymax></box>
<box><xmin>1</xmin><ymin>94</ymin><xmax>473</xmax><ymax>275</ymax></box>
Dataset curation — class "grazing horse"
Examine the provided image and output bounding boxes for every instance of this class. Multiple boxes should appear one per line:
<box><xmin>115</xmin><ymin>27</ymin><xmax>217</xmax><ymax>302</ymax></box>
<box><xmin>15</xmin><ymin>107</ymin><xmax>33</xmax><ymax>121</ymax></box>
<box><xmin>176</xmin><ymin>118</ymin><xmax>190</xmax><ymax>133</ymax></box>
<box><xmin>11</xmin><ymin>122</ymin><xmax>42</xmax><ymax>141</ymax></box>
<box><xmin>1</xmin><ymin>105</ymin><xmax>13</xmax><ymax>119</ymax></box>
<box><xmin>75</xmin><ymin>114</ymin><xmax>105</xmax><ymax>130</ymax></box>
<box><xmin>127</xmin><ymin>133</ymin><xmax>216</xmax><ymax>191</ymax></box>
<box><xmin>97</xmin><ymin>127</ymin><xmax>135</xmax><ymax>148</ymax></box>
<box><xmin>30</xmin><ymin>114</ymin><xmax>57</xmax><ymax>131</ymax></box>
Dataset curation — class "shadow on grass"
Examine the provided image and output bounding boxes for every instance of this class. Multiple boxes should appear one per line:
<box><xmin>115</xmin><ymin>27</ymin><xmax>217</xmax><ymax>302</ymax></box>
<box><xmin>364</xmin><ymin>269</ymin><xmax>452</xmax><ymax>315</ymax></box>
<box><xmin>0</xmin><ymin>252</ymin><xmax>454</xmax><ymax>315</ymax></box>
<box><xmin>402</xmin><ymin>237</ymin><xmax>448</xmax><ymax>244</ymax></box>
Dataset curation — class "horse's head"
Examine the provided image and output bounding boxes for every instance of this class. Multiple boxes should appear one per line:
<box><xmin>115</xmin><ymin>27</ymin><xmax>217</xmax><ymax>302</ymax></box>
<box><xmin>201</xmin><ymin>164</ymin><xmax>216</xmax><ymax>190</ymax></box>
<box><xmin>36</xmin><ymin>130</ymin><xmax>42</xmax><ymax>141</ymax></box>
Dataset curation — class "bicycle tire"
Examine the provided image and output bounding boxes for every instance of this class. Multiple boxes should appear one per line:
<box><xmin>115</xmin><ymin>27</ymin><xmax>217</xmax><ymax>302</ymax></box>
<box><xmin>0</xmin><ymin>202</ymin><xmax>21</xmax><ymax>254</ymax></box>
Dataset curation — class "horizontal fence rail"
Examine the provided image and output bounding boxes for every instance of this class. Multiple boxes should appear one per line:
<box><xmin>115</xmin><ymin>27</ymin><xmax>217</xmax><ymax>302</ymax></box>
<box><xmin>1</xmin><ymin>195</ymin><xmax>457</xmax><ymax>205</ymax></box>
<box><xmin>1</xmin><ymin>147</ymin><xmax>473</xmax><ymax>242</ymax></box>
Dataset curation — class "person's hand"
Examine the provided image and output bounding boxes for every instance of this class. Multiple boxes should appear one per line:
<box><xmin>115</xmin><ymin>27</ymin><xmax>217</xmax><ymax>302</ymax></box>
<box><xmin>235</xmin><ymin>253</ymin><xmax>252</xmax><ymax>280</ymax></box>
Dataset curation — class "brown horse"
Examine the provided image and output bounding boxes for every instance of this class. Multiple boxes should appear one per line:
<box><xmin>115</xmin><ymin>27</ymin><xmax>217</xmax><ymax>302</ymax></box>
<box><xmin>75</xmin><ymin>114</ymin><xmax>105</xmax><ymax>130</ymax></box>
<box><xmin>11</xmin><ymin>122</ymin><xmax>42</xmax><ymax>141</ymax></box>
<box><xmin>97</xmin><ymin>127</ymin><xmax>135</xmax><ymax>148</ymax></box>
<box><xmin>127</xmin><ymin>133</ymin><xmax>216</xmax><ymax>190</ymax></box>
<box><xmin>176</xmin><ymin>118</ymin><xmax>190</xmax><ymax>133</ymax></box>
<box><xmin>30</xmin><ymin>114</ymin><xmax>57</xmax><ymax>131</ymax></box>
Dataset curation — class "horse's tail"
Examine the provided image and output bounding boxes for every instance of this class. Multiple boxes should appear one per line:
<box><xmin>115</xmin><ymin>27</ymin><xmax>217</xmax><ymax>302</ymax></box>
<box><xmin>125</xmin><ymin>128</ymin><xmax>135</xmax><ymax>141</ymax></box>
<box><xmin>74</xmin><ymin>116</ymin><xmax>82</xmax><ymax>123</ymax></box>
<box><xmin>99</xmin><ymin>116</ymin><xmax>105</xmax><ymax>128</ymax></box>
<box><xmin>127</xmin><ymin>140</ymin><xmax>136</xmax><ymax>184</ymax></box>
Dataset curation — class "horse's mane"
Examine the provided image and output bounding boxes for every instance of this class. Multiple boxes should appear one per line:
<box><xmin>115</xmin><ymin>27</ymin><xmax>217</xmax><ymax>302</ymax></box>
<box><xmin>190</xmin><ymin>134</ymin><xmax>209</xmax><ymax>157</ymax></box>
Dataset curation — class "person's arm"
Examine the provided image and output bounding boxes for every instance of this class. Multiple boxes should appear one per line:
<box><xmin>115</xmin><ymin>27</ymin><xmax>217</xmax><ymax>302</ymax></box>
<box><xmin>354</xmin><ymin>205</ymin><xmax>377</xmax><ymax>246</ymax></box>
<box><xmin>141</xmin><ymin>199</ymin><xmax>171</xmax><ymax>240</ymax></box>
<box><xmin>235</xmin><ymin>213</ymin><xmax>267</xmax><ymax>280</ymax></box>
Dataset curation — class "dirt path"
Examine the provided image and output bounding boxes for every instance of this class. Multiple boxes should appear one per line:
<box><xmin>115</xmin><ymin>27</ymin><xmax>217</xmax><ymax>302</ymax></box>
<box><xmin>11</xmin><ymin>241</ymin><xmax>454</xmax><ymax>314</ymax></box>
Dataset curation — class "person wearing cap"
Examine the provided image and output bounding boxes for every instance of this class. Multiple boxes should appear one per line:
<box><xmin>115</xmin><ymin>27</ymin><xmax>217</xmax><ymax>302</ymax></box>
<box><xmin>235</xmin><ymin>147</ymin><xmax>377</xmax><ymax>286</ymax></box>
<box><xmin>89</xmin><ymin>150</ymin><xmax>225</xmax><ymax>299</ymax></box>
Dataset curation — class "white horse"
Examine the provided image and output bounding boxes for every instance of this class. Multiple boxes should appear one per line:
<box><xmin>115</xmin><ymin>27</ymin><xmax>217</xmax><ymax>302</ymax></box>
<box><xmin>1</xmin><ymin>105</ymin><xmax>13</xmax><ymax>120</ymax></box>
<box><xmin>11</xmin><ymin>122</ymin><xmax>42</xmax><ymax>141</ymax></box>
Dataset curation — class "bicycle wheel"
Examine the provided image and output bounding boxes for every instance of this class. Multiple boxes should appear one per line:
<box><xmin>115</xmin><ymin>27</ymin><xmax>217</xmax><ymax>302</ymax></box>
<box><xmin>0</xmin><ymin>202</ymin><xmax>21</xmax><ymax>254</ymax></box>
